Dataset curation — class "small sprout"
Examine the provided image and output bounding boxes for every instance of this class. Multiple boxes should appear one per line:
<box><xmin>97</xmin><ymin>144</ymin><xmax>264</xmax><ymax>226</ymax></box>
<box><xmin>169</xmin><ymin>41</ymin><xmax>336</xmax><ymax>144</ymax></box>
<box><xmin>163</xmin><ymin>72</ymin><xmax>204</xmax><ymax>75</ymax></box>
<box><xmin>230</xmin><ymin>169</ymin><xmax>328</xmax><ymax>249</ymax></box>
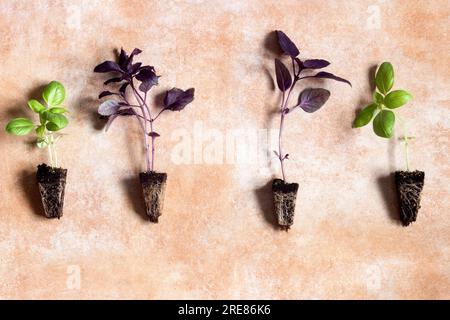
<box><xmin>5</xmin><ymin>81</ymin><xmax>69</xmax><ymax>168</ymax></box>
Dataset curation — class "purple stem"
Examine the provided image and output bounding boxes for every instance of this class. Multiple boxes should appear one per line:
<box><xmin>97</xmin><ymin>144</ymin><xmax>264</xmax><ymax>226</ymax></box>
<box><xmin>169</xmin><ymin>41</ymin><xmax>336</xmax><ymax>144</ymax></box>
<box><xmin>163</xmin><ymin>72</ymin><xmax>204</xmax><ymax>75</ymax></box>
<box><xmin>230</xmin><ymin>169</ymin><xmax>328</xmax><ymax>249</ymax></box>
<box><xmin>130</xmin><ymin>81</ymin><xmax>152</xmax><ymax>172</ymax></box>
<box><xmin>277</xmin><ymin>58</ymin><xmax>300</xmax><ymax>182</ymax></box>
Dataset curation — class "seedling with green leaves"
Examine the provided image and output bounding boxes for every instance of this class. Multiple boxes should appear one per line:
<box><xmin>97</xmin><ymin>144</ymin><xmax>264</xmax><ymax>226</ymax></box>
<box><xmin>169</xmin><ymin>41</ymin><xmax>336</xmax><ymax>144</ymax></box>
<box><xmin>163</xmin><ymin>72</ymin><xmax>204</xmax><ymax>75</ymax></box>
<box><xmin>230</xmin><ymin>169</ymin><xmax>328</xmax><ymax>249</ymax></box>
<box><xmin>6</xmin><ymin>81</ymin><xmax>69</xmax><ymax>168</ymax></box>
<box><xmin>354</xmin><ymin>62</ymin><xmax>424</xmax><ymax>226</ymax></box>
<box><xmin>5</xmin><ymin>81</ymin><xmax>69</xmax><ymax>219</ymax></box>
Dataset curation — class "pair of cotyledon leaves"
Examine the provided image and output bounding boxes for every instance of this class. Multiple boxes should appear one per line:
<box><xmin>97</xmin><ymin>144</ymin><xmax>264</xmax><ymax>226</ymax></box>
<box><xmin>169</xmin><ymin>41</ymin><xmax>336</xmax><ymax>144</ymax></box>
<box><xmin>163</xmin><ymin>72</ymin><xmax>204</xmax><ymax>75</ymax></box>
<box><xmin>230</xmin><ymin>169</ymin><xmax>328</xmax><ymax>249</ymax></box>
<box><xmin>274</xmin><ymin>30</ymin><xmax>351</xmax><ymax>114</ymax></box>
<box><xmin>5</xmin><ymin>81</ymin><xmax>69</xmax><ymax>147</ymax></box>
<box><xmin>94</xmin><ymin>48</ymin><xmax>195</xmax><ymax>131</ymax></box>
<box><xmin>354</xmin><ymin>62</ymin><xmax>412</xmax><ymax>138</ymax></box>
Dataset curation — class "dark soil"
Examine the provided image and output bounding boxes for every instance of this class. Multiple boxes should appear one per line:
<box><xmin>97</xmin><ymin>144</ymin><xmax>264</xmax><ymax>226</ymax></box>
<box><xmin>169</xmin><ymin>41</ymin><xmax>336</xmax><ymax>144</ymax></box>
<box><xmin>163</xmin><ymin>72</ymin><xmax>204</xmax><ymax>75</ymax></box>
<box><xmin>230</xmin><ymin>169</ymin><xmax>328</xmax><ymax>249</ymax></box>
<box><xmin>272</xmin><ymin>179</ymin><xmax>299</xmax><ymax>231</ymax></box>
<box><xmin>36</xmin><ymin>163</ymin><xmax>67</xmax><ymax>219</ymax></box>
<box><xmin>139</xmin><ymin>171</ymin><xmax>167</xmax><ymax>223</ymax></box>
<box><xmin>395</xmin><ymin>170</ymin><xmax>425</xmax><ymax>226</ymax></box>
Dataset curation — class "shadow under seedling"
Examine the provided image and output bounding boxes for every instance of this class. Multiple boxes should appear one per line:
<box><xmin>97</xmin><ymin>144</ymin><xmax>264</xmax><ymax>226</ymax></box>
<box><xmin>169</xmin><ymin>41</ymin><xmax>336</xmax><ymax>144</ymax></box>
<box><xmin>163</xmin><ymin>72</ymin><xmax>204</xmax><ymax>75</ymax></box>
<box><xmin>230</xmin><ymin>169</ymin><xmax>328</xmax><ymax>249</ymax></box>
<box><xmin>94</xmin><ymin>48</ymin><xmax>194</xmax><ymax>223</ymax></box>
<box><xmin>5</xmin><ymin>81</ymin><xmax>69</xmax><ymax>219</ymax></box>
<box><xmin>354</xmin><ymin>62</ymin><xmax>424</xmax><ymax>226</ymax></box>
<box><xmin>269</xmin><ymin>31</ymin><xmax>351</xmax><ymax>230</ymax></box>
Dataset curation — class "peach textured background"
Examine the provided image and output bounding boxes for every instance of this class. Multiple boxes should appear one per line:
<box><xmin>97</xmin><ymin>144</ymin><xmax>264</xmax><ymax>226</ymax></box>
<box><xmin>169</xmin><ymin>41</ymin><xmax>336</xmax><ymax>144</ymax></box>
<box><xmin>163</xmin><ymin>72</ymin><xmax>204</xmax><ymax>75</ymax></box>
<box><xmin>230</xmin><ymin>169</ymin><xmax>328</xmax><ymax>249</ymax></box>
<box><xmin>0</xmin><ymin>0</ymin><xmax>449</xmax><ymax>299</ymax></box>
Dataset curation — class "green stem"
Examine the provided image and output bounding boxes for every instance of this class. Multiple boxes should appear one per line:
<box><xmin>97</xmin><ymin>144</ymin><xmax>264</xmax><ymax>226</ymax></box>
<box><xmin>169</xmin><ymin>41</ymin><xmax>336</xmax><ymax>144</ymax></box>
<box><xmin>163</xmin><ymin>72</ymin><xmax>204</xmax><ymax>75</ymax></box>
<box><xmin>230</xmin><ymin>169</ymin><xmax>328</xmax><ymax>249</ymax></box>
<box><xmin>47</xmin><ymin>134</ymin><xmax>58</xmax><ymax>168</ymax></box>
<box><xmin>48</xmin><ymin>137</ymin><xmax>54</xmax><ymax>167</ymax></box>
<box><xmin>399</xmin><ymin>117</ymin><xmax>410</xmax><ymax>171</ymax></box>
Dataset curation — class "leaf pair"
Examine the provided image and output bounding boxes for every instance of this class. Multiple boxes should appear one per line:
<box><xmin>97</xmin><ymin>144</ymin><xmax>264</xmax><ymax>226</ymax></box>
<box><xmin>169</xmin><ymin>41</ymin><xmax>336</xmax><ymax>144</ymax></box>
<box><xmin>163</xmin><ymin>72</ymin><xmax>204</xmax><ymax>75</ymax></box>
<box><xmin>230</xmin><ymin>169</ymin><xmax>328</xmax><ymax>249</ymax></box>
<box><xmin>354</xmin><ymin>62</ymin><xmax>412</xmax><ymax>138</ymax></box>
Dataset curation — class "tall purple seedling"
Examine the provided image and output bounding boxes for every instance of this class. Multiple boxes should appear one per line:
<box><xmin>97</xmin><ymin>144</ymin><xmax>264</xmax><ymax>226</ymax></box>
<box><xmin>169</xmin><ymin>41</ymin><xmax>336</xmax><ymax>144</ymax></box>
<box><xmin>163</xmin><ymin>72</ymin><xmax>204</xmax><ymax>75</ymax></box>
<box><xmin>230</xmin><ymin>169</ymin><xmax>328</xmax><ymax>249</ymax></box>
<box><xmin>94</xmin><ymin>48</ymin><xmax>194</xmax><ymax>172</ymax></box>
<box><xmin>273</xmin><ymin>31</ymin><xmax>351</xmax><ymax>181</ymax></box>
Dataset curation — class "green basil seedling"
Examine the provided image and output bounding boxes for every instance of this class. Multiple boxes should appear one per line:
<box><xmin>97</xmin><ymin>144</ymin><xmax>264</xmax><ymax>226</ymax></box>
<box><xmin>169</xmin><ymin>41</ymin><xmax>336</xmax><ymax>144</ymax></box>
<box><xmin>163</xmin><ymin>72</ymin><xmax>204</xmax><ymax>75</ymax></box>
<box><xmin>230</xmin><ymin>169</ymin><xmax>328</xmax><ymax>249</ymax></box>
<box><xmin>5</xmin><ymin>81</ymin><xmax>69</xmax><ymax>168</ymax></box>
<box><xmin>354</xmin><ymin>63</ymin><xmax>424</xmax><ymax>227</ymax></box>
<box><xmin>5</xmin><ymin>81</ymin><xmax>70</xmax><ymax>219</ymax></box>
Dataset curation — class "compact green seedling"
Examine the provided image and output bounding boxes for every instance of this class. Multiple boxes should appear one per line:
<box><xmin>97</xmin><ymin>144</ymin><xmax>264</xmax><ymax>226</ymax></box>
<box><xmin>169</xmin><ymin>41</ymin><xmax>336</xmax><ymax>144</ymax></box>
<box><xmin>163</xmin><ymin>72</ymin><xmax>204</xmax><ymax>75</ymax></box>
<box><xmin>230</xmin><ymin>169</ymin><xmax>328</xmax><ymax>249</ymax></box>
<box><xmin>5</xmin><ymin>81</ymin><xmax>69</xmax><ymax>219</ymax></box>
<box><xmin>354</xmin><ymin>62</ymin><xmax>424</xmax><ymax>226</ymax></box>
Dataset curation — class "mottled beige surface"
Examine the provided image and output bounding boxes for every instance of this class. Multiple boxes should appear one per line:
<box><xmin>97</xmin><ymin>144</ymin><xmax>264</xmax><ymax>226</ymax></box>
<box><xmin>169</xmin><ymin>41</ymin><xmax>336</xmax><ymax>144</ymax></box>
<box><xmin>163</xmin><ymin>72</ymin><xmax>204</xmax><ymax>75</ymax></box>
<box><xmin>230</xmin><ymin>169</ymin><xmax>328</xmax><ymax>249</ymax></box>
<box><xmin>0</xmin><ymin>0</ymin><xmax>449</xmax><ymax>299</ymax></box>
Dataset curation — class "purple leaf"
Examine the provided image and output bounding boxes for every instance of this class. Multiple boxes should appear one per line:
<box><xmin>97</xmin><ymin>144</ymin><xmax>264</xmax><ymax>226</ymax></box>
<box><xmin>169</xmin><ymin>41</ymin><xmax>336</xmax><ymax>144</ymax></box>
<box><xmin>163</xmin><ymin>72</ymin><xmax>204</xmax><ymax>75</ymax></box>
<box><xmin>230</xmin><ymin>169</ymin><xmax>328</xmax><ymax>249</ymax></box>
<box><xmin>304</xmin><ymin>71</ymin><xmax>352</xmax><ymax>87</ymax></box>
<box><xmin>303</xmin><ymin>59</ymin><xmax>330</xmax><ymax>69</ymax></box>
<box><xmin>124</xmin><ymin>48</ymin><xmax>142</xmax><ymax>72</ymax></box>
<box><xmin>98</xmin><ymin>91</ymin><xmax>115</xmax><ymax>99</ymax></box>
<box><xmin>276</xmin><ymin>30</ymin><xmax>299</xmax><ymax>57</ymax></box>
<box><xmin>94</xmin><ymin>61</ymin><xmax>123</xmax><ymax>73</ymax></box>
<box><xmin>274</xmin><ymin>59</ymin><xmax>292</xmax><ymax>92</ymax></box>
<box><xmin>148</xmin><ymin>132</ymin><xmax>160</xmax><ymax>138</ymax></box>
<box><xmin>298</xmin><ymin>88</ymin><xmax>331</xmax><ymax>113</ymax></box>
<box><xmin>119</xmin><ymin>83</ymin><xmax>129</xmax><ymax>95</ymax></box>
<box><xmin>118</xmin><ymin>48</ymin><xmax>127</xmax><ymax>67</ymax></box>
<box><xmin>98</xmin><ymin>100</ymin><xmax>120</xmax><ymax>116</ymax></box>
<box><xmin>131</xmin><ymin>62</ymin><xmax>142</xmax><ymax>74</ymax></box>
<box><xmin>128</xmin><ymin>48</ymin><xmax>142</xmax><ymax>61</ymax></box>
<box><xmin>104</xmin><ymin>77</ymin><xmax>122</xmax><ymax>85</ymax></box>
<box><xmin>136</xmin><ymin>67</ymin><xmax>159</xmax><ymax>93</ymax></box>
<box><xmin>164</xmin><ymin>88</ymin><xmax>195</xmax><ymax>111</ymax></box>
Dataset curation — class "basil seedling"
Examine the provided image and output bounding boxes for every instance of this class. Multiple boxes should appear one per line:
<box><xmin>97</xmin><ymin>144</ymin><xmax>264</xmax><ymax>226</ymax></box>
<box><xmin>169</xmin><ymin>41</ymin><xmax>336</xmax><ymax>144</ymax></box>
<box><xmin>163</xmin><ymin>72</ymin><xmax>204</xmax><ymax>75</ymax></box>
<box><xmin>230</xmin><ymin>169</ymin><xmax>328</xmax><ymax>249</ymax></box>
<box><xmin>270</xmin><ymin>31</ymin><xmax>351</xmax><ymax>230</ymax></box>
<box><xmin>94</xmin><ymin>48</ymin><xmax>195</xmax><ymax>222</ymax></box>
<box><xmin>354</xmin><ymin>62</ymin><xmax>424</xmax><ymax>226</ymax></box>
<box><xmin>5</xmin><ymin>81</ymin><xmax>69</xmax><ymax>219</ymax></box>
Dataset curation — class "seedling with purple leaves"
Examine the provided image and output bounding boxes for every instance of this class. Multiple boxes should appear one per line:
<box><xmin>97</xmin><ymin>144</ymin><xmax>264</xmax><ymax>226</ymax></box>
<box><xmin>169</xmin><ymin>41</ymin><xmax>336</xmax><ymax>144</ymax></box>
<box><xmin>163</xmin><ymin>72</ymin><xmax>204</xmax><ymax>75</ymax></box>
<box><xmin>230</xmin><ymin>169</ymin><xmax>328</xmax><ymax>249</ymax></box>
<box><xmin>94</xmin><ymin>48</ymin><xmax>194</xmax><ymax>222</ymax></box>
<box><xmin>354</xmin><ymin>62</ymin><xmax>423</xmax><ymax>226</ymax></box>
<box><xmin>270</xmin><ymin>31</ymin><xmax>351</xmax><ymax>230</ymax></box>
<box><xmin>5</xmin><ymin>81</ymin><xmax>69</xmax><ymax>219</ymax></box>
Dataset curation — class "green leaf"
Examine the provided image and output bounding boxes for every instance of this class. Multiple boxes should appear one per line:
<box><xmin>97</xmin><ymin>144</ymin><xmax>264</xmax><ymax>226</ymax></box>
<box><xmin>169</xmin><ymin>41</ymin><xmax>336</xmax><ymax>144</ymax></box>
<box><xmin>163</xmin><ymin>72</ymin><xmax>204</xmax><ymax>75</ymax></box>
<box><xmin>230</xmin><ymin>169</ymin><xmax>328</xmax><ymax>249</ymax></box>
<box><xmin>39</xmin><ymin>110</ymin><xmax>47</xmax><ymax>125</ymax></box>
<box><xmin>27</xmin><ymin>99</ymin><xmax>46</xmax><ymax>113</ymax></box>
<box><xmin>36</xmin><ymin>137</ymin><xmax>49</xmax><ymax>149</ymax></box>
<box><xmin>47</xmin><ymin>113</ymin><xmax>68</xmax><ymax>130</ymax></box>
<box><xmin>354</xmin><ymin>103</ymin><xmax>379</xmax><ymax>128</ymax></box>
<box><xmin>375</xmin><ymin>62</ymin><xmax>394</xmax><ymax>94</ymax></box>
<box><xmin>36</xmin><ymin>125</ymin><xmax>45</xmax><ymax>137</ymax></box>
<box><xmin>46</xmin><ymin>122</ymin><xmax>60</xmax><ymax>131</ymax></box>
<box><xmin>373</xmin><ymin>92</ymin><xmax>384</xmax><ymax>104</ymax></box>
<box><xmin>5</xmin><ymin>118</ymin><xmax>35</xmax><ymax>136</ymax></box>
<box><xmin>42</xmin><ymin>81</ymin><xmax>65</xmax><ymax>106</ymax></box>
<box><xmin>373</xmin><ymin>110</ymin><xmax>395</xmax><ymax>138</ymax></box>
<box><xmin>384</xmin><ymin>90</ymin><xmax>412</xmax><ymax>109</ymax></box>
<box><xmin>49</xmin><ymin>107</ymin><xmax>68</xmax><ymax>114</ymax></box>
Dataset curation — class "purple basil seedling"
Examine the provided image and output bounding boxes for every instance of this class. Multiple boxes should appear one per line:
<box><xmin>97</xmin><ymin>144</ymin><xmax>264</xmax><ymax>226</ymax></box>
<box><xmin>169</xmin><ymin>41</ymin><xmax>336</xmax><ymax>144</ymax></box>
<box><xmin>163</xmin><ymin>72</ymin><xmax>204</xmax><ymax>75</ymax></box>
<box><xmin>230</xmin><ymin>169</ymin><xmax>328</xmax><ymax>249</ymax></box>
<box><xmin>354</xmin><ymin>62</ymin><xmax>422</xmax><ymax>226</ymax></box>
<box><xmin>94</xmin><ymin>48</ymin><xmax>194</xmax><ymax>222</ymax></box>
<box><xmin>270</xmin><ymin>31</ymin><xmax>351</xmax><ymax>230</ymax></box>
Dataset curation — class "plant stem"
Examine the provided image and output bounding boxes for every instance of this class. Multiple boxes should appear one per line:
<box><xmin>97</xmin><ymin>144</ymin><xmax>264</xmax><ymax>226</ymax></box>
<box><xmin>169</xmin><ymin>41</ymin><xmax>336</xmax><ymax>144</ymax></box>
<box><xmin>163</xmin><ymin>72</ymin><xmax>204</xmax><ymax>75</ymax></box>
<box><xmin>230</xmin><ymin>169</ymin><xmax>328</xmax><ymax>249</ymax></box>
<box><xmin>276</xmin><ymin>58</ymin><xmax>300</xmax><ymax>182</ymax></box>
<box><xmin>130</xmin><ymin>81</ymin><xmax>152</xmax><ymax>172</ymax></box>
<box><xmin>399</xmin><ymin>117</ymin><xmax>410</xmax><ymax>171</ymax></box>
<box><xmin>48</xmin><ymin>137</ymin><xmax>54</xmax><ymax>167</ymax></box>
<box><xmin>278</xmin><ymin>111</ymin><xmax>286</xmax><ymax>181</ymax></box>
